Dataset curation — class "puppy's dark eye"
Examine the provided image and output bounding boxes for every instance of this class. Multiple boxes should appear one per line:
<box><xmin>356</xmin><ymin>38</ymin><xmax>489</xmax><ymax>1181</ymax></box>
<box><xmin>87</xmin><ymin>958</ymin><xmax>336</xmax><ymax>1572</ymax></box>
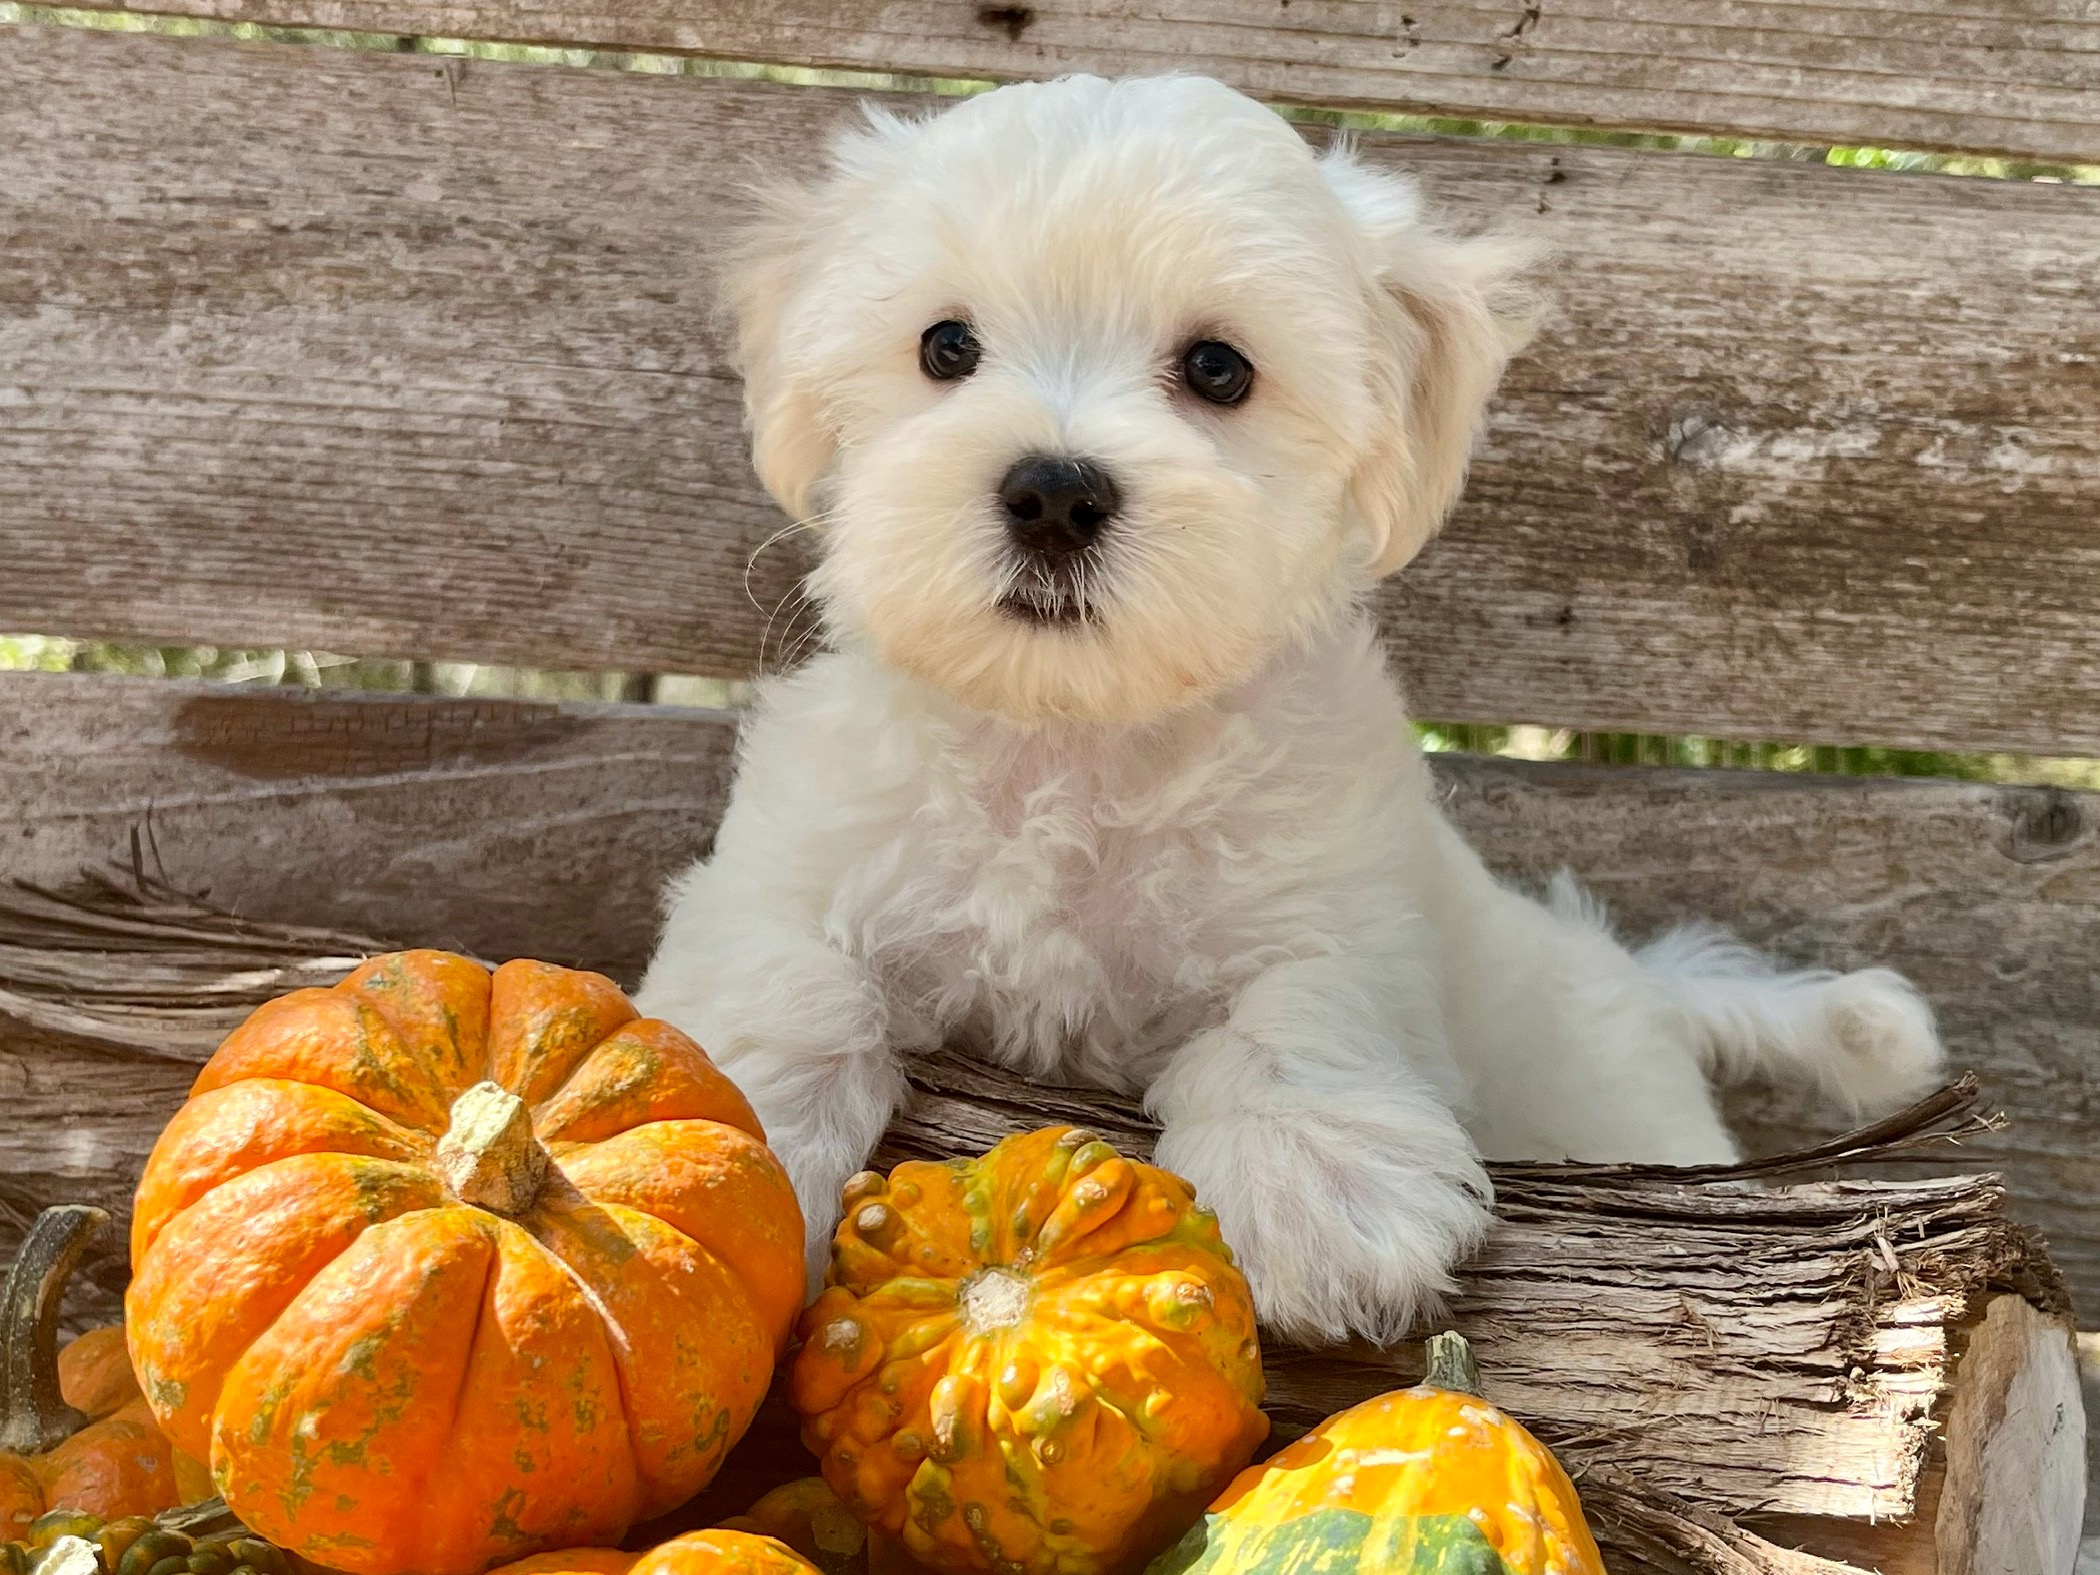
<box><xmin>920</xmin><ymin>319</ymin><xmax>982</xmax><ymax>381</ymax></box>
<box><xmin>1181</xmin><ymin>340</ymin><xmax>1254</xmax><ymax>406</ymax></box>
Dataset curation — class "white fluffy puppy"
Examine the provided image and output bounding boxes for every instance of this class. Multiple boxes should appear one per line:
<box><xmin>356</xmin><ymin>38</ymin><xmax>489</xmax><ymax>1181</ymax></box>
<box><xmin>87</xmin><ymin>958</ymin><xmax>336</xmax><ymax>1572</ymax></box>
<box><xmin>637</xmin><ymin>74</ymin><xmax>1944</xmax><ymax>1343</ymax></box>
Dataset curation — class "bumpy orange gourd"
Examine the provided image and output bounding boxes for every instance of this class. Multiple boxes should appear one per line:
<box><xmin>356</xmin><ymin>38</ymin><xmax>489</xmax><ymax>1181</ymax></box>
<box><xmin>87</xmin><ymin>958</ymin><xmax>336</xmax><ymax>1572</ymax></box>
<box><xmin>1145</xmin><ymin>1333</ymin><xmax>1604</xmax><ymax>1575</ymax></box>
<box><xmin>791</xmin><ymin>1128</ymin><xmax>1268</xmax><ymax>1575</ymax></box>
<box><xmin>489</xmin><ymin>1531</ymin><xmax>822</xmax><ymax>1575</ymax></box>
<box><xmin>1</xmin><ymin>1208</ymin><xmax>190</xmax><ymax>1536</ymax></box>
<box><xmin>126</xmin><ymin>951</ymin><xmax>807</xmax><ymax>1575</ymax></box>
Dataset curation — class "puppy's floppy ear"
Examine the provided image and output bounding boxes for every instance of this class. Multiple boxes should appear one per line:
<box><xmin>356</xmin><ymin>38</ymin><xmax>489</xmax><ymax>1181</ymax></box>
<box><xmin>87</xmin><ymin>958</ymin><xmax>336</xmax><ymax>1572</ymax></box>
<box><xmin>721</xmin><ymin>107</ymin><xmax>925</xmax><ymax>519</ymax></box>
<box><xmin>718</xmin><ymin>178</ymin><xmax>836</xmax><ymax>520</ymax></box>
<box><xmin>1323</xmin><ymin>147</ymin><xmax>1537</xmax><ymax>579</ymax></box>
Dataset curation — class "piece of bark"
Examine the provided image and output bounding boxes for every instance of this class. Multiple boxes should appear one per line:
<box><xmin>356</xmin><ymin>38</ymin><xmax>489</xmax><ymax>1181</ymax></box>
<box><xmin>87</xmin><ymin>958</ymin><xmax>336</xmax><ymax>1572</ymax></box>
<box><xmin>1580</xmin><ymin>1471</ymin><xmax>1862</xmax><ymax>1575</ymax></box>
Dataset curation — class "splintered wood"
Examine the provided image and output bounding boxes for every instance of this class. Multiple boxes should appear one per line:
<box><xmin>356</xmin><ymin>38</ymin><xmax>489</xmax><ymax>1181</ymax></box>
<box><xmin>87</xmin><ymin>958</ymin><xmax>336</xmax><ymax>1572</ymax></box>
<box><xmin>0</xmin><ymin>874</ymin><xmax>2083</xmax><ymax>1573</ymax></box>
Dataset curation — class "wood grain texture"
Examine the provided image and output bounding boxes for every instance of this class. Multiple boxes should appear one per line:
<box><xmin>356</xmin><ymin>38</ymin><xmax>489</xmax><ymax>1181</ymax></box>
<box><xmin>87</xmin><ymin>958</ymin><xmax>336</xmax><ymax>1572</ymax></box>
<box><xmin>2088</xmin><ymin>1333</ymin><xmax>2100</xmax><ymax>1542</ymax></box>
<box><xmin>4</xmin><ymin>672</ymin><xmax>2099</xmax><ymax>1324</ymax></box>
<box><xmin>0</xmin><ymin>672</ymin><xmax>738</xmax><ymax>977</ymax></box>
<box><xmin>1930</xmin><ymin>1295</ymin><xmax>2087</xmax><ymax>1575</ymax></box>
<box><xmin>50</xmin><ymin>0</ymin><xmax>2100</xmax><ymax>162</ymax></box>
<box><xmin>5</xmin><ymin>25</ymin><xmax>2100</xmax><ymax>754</ymax></box>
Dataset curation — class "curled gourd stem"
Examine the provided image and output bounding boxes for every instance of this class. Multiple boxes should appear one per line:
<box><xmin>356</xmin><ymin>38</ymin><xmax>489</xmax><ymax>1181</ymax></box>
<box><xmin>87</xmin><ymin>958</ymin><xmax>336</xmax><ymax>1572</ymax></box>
<box><xmin>0</xmin><ymin>1204</ymin><xmax>109</xmax><ymax>1453</ymax></box>
<box><xmin>1422</xmin><ymin>1329</ymin><xmax>1483</xmax><ymax>1397</ymax></box>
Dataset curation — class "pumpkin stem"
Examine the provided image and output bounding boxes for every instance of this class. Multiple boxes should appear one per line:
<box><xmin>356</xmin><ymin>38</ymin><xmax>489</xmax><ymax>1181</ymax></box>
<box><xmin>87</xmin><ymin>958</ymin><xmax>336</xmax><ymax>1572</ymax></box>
<box><xmin>435</xmin><ymin>1082</ymin><xmax>549</xmax><ymax>1216</ymax></box>
<box><xmin>1423</xmin><ymin>1329</ymin><xmax>1482</xmax><ymax>1396</ymax></box>
<box><xmin>0</xmin><ymin>1204</ymin><xmax>108</xmax><ymax>1453</ymax></box>
<box><xmin>958</xmin><ymin>1268</ymin><xmax>1032</xmax><ymax>1336</ymax></box>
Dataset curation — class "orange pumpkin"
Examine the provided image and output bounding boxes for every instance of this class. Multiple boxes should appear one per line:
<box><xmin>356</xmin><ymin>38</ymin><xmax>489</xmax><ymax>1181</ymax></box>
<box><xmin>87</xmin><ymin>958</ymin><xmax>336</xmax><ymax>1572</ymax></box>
<box><xmin>791</xmin><ymin>1128</ymin><xmax>1268</xmax><ymax>1575</ymax></box>
<box><xmin>483</xmin><ymin>1552</ymin><xmax>639</xmax><ymax>1575</ymax></box>
<box><xmin>127</xmin><ymin>951</ymin><xmax>807</xmax><ymax>1575</ymax></box>
<box><xmin>489</xmin><ymin>1531</ymin><xmax>820</xmax><ymax>1575</ymax></box>
<box><xmin>634</xmin><ymin>1530</ymin><xmax>826</xmax><ymax>1575</ymax></box>
<box><xmin>1</xmin><ymin>1208</ymin><xmax>190</xmax><ymax>1535</ymax></box>
<box><xmin>1146</xmin><ymin>1332</ymin><xmax>1604</xmax><ymax>1575</ymax></box>
<box><xmin>720</xmin><ymin>1477</ymin><xmax>934</xmax><ymax>1575</ymax></box>
<box><xmin>54</xmin><ymin>1329</ymin><xmax>143</xmax><ymax>1424</ymax></box>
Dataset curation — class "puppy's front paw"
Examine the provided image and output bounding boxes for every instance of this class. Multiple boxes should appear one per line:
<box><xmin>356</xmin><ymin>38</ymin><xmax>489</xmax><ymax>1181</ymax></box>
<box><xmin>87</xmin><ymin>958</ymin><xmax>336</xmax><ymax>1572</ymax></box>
<box><xmin>695</xmin><ymin>1037</ymin><xmax>904</xmax><ymax>1296</ymax></box>
<box><xmin>1236</xmin><ymin>1180</ymin><xmax>1492</xmax><ymax>1347</ymax></box>
<box><xmin>1156</xmin><ymin>1112</ymin><xmax>1493</xmax><ymax>1347</ymax></box>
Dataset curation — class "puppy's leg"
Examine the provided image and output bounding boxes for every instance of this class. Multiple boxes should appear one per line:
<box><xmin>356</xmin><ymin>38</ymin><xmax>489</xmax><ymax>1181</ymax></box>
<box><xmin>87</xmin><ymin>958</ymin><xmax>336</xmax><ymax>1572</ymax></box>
<box><xmin>1444</xmin><ymin>853</ymin><xmax>1945</xmax><ymax>1166</ymax></box>
<box><xmin>1147</xmin><ymin>957</ymin><xmax>1491</xmax><ymax>1347</ymax></box>
<box><xmin>1637</xmin><ymin>922</ymin><xmax>1945</xmax><ymax>1115</ymax></box>
<box><xmin>636</xmin><ymin>910</ymin><xmax>903</xmax><ymax>1284</ymax></box>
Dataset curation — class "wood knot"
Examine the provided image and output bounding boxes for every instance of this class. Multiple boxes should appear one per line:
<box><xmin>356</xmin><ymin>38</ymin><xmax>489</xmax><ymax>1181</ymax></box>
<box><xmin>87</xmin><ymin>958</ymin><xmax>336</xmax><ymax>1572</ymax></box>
<box><xmin>1998</xmin><ymin>787</ymin><xmax>2087</xmax><ymax>864</ymax></box>
<box><xmin>1662</xmin><ymin>409</ymin><xmax>1741</xmax><ymax>466</ymax></box>
<box><xmin>975</xmin><ymin>6</ymin><xmax>1034</xmax><ymax>40</ymax></box>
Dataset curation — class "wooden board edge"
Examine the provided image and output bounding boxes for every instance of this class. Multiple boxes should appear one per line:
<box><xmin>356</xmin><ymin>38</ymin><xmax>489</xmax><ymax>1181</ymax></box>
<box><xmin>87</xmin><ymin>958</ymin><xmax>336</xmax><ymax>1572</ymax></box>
<box><xmin>38</xmin><ymin>1</ymin><xmax>2100</xmax><ymax>164</ymax></box>
<box><xmin>1934</xmin><ymin>1295</ymin><xmax>2087</xmax><ymax>1575</ymax></box>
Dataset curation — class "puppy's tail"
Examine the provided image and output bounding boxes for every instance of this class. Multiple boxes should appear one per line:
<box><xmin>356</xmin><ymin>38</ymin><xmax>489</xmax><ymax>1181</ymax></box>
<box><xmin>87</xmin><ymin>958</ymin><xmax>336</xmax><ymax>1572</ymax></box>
<box><xmin>1631</xmin><ymin>913</ymin><xmax>1946</xmax><ymax>1115</ymax></box>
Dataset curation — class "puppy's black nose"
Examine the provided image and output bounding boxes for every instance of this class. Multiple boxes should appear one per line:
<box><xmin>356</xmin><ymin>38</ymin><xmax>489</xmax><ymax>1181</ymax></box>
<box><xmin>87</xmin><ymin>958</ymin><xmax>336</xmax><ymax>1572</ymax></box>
<box><xmin>998</xmin><ymin>455</ymin><xmax>1120</xmax><ymax>556</ymax></box>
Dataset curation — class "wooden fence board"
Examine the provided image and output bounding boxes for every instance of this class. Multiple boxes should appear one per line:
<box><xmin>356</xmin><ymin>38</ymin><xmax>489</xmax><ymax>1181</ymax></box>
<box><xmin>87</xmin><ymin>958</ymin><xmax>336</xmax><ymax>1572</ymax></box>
<box><xmin>4</xmin><ymin>26</ymin><xmax>2098</xmax><ymax>755</ymax></box>
<box><xmin>50</xmin><ymin>0</ymin><xmax>2100</xmax><ymax>163</ymax></box>
<box><xmin>3</xmin><ymin>672</ymin><xmax>2096</xmax><ymax>1322</ymax></box>
<box><xmin>0</xmin><ymin>672</ymin><xmax>739</xmax><ymax>974</ymax></box>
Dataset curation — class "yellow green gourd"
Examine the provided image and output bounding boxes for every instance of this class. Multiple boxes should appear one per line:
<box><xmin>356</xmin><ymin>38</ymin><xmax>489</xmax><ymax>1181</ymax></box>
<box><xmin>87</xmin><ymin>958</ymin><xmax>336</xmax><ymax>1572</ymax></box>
<box><xmin>1145</xmin><ymin>1333</ymin><xmax>1604</xmax><ymax>1575</ymax></box>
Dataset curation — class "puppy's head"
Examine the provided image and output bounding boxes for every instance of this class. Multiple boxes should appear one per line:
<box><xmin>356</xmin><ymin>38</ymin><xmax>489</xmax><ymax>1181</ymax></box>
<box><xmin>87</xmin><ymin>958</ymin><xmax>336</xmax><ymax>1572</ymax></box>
<box><xmin>727</xmin><ymin>74</ymin><xmax>1528</xmax><ymax>724</ymax></box>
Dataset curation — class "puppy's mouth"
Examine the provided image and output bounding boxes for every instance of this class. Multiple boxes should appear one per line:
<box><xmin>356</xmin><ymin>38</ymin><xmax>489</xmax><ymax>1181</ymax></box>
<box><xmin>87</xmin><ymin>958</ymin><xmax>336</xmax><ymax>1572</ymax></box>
<box><xmin>997</xmin><ymin>587</ymin><xmax>1091</xmax><ymax>627</ymax></box>
<box><xmin>996</xmin><ymin>561</ymin><xmax>1098</xmax><ymax>628</ymax></box>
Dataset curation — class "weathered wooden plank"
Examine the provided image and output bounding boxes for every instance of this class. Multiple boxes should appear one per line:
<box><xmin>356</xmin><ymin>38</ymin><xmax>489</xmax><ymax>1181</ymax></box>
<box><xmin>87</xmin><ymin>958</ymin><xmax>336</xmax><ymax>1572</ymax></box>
<box><xmin>0</xmin><ymin>672</ymin><xmax>739</xmax><ymax>978</ymax></box>
<box><xmin>51</xmin><ymin>0</ymin><xmax>2100</xmax><ymax>163</ymax></box>
<box><xmin>3</xmin><ymin>672</ymin><xmax>2098</xmax><ymax>1325</ymax></box>
<box><xmin>4</xmin><ymin>26</ymin><xmax>2099</xmax><ymax>754</ymax></box>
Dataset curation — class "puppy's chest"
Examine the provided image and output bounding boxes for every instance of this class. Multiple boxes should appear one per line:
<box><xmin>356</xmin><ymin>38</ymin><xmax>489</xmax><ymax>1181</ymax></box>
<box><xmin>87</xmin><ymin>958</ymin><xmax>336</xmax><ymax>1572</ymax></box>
<box><xmin>836</xmin><ymin>779</ymin><xmax>1248</xmax><ymax>1081</ymax></box>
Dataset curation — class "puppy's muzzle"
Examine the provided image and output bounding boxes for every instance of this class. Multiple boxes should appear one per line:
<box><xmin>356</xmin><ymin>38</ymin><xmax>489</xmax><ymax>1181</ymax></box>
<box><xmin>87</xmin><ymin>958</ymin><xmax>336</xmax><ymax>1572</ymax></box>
<box><xmin>997</xmin><ymin>454</ymin><xmax>1119</xmax><ymax>626</ymax></box>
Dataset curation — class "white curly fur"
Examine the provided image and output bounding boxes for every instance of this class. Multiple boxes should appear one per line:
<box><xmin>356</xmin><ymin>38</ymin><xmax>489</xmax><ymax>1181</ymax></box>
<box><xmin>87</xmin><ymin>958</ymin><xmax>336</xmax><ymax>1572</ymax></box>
<box><xmin>635</xmin><ymin>74</ymin><xmax>1946</xmax><ymax>1344</ymax></box>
